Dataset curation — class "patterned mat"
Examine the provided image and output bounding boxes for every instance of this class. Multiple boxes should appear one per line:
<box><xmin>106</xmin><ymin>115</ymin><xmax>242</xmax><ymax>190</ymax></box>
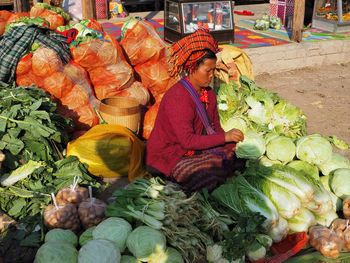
<box><xmin>101</xmin><ymin>18</ymin><xmax>291</xmax><ymax>49</ymax></box>
<box><xmin>238</xmin><ymin>19</ymin><xmax>350</xmax><ymax>42</ymax></box>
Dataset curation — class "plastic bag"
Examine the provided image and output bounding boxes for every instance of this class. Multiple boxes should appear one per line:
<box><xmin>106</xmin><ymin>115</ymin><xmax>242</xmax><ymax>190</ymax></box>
<box><xmin>56</xmin><ymin>179</ymin><xmax>88</xmax><ymax>206</ymax></box>
<box><xmin>215</xmin><ymin>45</ymin><xmax>254</xmax><ymax>84</ymax></box>
<box><xmin>0</xmin><ymin>11</ymin><xmax>12</xmax><ymax>35</ymax></box>
<box><xmin>67</xmin><ymin>124</ymin><xmax>145</xmax><ymax>181</ymax></box>
<box><xmin>142</xmin><ymin>101</ymin><xmax>160</xmax><ymax>140</ymax></box>
<box><xmin>16</xmin><ymin>47</ymin><xmax>99</xmax><ymax>130</ymax></box>
<box><xmin>44</xmin><ymin>194</ymin><xmax>80</xmax><ymax>231</ymax></box>
<box><xmin>120</xmin><ymin>18</ymin><xmax>167</xmax><ymax>66</ymax></box>
<box><xmin>78</xmin><ymin>187</ymin><xmax>106</xmax><ymax>229</ymax></box>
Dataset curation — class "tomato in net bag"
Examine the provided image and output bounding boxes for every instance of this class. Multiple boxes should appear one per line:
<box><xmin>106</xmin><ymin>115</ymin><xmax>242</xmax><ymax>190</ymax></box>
<box><xmin>44</xmin><ymin>194</ymin><xmax>80</xmax><ymax>231</ymax></box>
<box><xmin>120</xmin><ymin>18</ymin><xmax>167</xmax><ymax>66</ymax></box>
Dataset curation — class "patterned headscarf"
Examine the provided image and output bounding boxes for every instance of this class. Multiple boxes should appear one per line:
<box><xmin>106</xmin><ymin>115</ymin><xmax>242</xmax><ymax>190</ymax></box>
<box><xmin>168</xmin><ymin>29</ymin><xmax>219</xmax><ymax>77</ymax></box>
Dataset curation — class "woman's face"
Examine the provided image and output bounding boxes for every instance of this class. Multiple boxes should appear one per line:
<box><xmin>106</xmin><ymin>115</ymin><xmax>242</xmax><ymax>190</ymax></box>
<box><xmin>190</xmin><ymin>58</ymin><xmax>217</xmax><ymax>88</ymax></box>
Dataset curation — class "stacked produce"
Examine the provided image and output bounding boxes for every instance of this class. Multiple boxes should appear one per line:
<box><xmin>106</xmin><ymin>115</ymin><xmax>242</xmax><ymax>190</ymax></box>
<box><xmin>120</xmin><ymin>18</ymin><xmax>179</xmax><ymax>138</ymax></box>
<box><xmin>254</xmin><ymin>14</ymin><xmax>282</xmax><ymax>31</ymax></box>
<box><xmin>0</xmin><ymin>84</ymin><xmax>101</xmax><ymax>262</ymax></box>
<box><xmin>34</xmin><ymin>218</ymin><xmax>183</xmax><ymax>263</ymax></box>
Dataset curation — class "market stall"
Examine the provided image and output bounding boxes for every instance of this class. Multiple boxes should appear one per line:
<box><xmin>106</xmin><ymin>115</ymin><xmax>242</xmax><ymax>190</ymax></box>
<box><xmin>0</xmin><ymin>3</ymin><xmax>350</xmax><ymax>263</ymax></box>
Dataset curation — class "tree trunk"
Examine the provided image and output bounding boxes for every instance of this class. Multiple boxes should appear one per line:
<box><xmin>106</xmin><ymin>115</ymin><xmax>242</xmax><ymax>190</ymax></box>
<box><xmin>82</xmin><ymin>0</ymin><xmax>96</xmax><ymax>19</ymax></box>
<box><xmin>291</xmin><ymin>0</ymin><xmax>305</xmax><ymax>42</ymax></box>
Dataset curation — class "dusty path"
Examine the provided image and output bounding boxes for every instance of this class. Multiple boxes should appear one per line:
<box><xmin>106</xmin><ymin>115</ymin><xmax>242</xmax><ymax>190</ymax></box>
<box><xmin>255</xmin><ymin>63</ymin><xmax>350</xmax><ymax>159</ymax></box>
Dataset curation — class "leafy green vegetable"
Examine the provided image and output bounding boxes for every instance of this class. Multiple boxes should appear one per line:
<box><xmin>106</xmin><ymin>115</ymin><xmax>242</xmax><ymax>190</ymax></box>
<box><xmin>1</xmin><ymin>160</ymin><xmax>44</xmax><ymax>186</ymax></box>
<box><xmin>78</xmin><ymin>239</ymin><xmax>121</xmax><ymax>263</ymax></box>
<box><xmin>0</xmin><ymin>84</ymin><xmax>72</xmax><ymax>172</ymax></box>
<box><xmin>235</xmin><ymin>130</ymin><xmax>266</xmax><ymax>160</ymax></box>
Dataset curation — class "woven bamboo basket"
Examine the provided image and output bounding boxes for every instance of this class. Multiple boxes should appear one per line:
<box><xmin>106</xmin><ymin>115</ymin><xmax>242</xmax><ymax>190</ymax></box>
<box><xmin>99</xmin><ymin>97</ymin><xmax>141</xmax><ymax>133</ymax></box>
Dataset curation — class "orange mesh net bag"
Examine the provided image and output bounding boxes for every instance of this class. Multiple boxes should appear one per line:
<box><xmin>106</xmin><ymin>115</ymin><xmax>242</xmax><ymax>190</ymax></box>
<box><xmin>16</xmin><ymin>47</ymin><xmax>99</xmax><ymax>130</ymax></box>
<box><xmin>71</xmin><ymin>32</ymin><xmax>134</xmax><ymax>101</ymax></box>
<box><xmin>120</xmin><ymin>18</ymin><xmax>167</xmax><ymax>66</ymax></box>
<box><xmin>30</xmin><ymin>3</ymin><xmax>69</xmax><ymax>30</ymax></box>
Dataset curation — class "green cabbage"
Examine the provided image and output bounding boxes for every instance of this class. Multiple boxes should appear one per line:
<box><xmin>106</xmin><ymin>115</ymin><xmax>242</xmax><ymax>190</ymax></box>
<box><xmin>296</xmin><ymin>134</ymin><xmax>333</xmax><ymax>166</ymax></box>
<box><xmin>266</xmin><ymin>136</ymin><xmax>296</xmax><ymax>163</ymax></box>
<box><xmin>126</xmin><ymin>226</ymin><xmax>167</xmax><ymax>261</ymax></box>
<box><xmin>221</xmin><ymin>116</ymin><xmax>248</xmax><ymax>133</ymax></box>
<box><xmin>121</xmin><ymin>255</ymin><xmax>139</xmax><ymax>263</ymax></box>
<box><xmin>236</xmin><ymin>130</ymin><xmax>266</xmax><ymax>160</ymax></box>
<box><xmin>287</xmin><ymin>208</ymin><xmax>316</xmax><ymax>233</ymax></box>
<box><xmin>320</xmin><ymin>174</ymin><xmax>342</xmax><ymax>211</ymax></box>
<box><xmin>45</xmin><ymin>229</ymin><xmax>78</xmax><ymax>246</ymax></box>
<box><xmin>34</xmin><ymin>242</ymin><xmax>78</xmax><ymax>263</ymax></box>
<box><xmin>93</xmin><ymin>217</ymin><xmax>132</xmax><ymax>252</ymax></box>
<box><xmin>330</xmin><ymin>168</ymin><xmax>350</xmax><ymax>199</ymax></box>
<box><xmin>287</xmin><ymin>160</ymin><xmax>319</xmax><ymax>180</ymax></box>
<box><xmin>78</xmin><ymin>239</ymin><xmax>121</xmax><ymax>263</ymax></box>
<box><xmin>79</xmin><ymin>227</ymin><xmax>95</xmax><ymax>247</ymax></box>
<box><xmin>318</xmin><ymin>153</ymin><xmax>350</xmax><ymax>176</ymax></box>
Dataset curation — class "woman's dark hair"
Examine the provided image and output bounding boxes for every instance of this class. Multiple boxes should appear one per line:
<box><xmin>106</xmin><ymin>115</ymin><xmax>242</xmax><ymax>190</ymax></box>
<box><xmin>194</xmin><ymin>49</ymin><xmax>217</xmax><ymax>70</ymax></box>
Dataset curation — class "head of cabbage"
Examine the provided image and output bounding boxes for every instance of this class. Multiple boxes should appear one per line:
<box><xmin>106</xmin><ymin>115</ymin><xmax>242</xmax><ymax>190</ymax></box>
<box><xmin>34</xmin><ymin>242</ymin><xmax>78</xmax><ymax>263</ymax></box>
<box><xmin>148</xmin><ymin>247</ymin><xmax>184</xmax><ymax>263</ymax></box>
<box><xmin>79</xmin><ymin>227</ymin><xmax>95</xmax><ymax>247</ymax></box>
<box><xmin>318</xmin><ymin>153</ymin><xmax>350</xmax><ymax>176</ymax></box>
<box><xmin>296</xmin><ymin>134</ymin><xmax>333</xmax><ymax>166</ymax></box>
<box><xmin>266</xmin><ymin>136</ymin><xmax>296</xmax><ymax>163</ymax></box>
<box><xmin>330</xmin><ymin>168</ymin><xmax>350</xmax><ymax>199</ymax></box>
<box><xmin>78</xmin><ymin>239</ymin><xmax>121</xmax><ymax>263</ymax></box>
<box><xmin>121</xmin><ymin>255</ymin><xmax>140</xmax><ymax>263</ymax></box>
<box><xmin>93</xmin><ymin>217</ymin><xmax>132</xmax><ymax>252</ymax></box>
<box><xmin>236</xmin><ymin>130</ymin><xmax>266</xmax><ymax>160</ymax></box>
<box><xmin>44</xmin><ymin>229</ymin><xmax>78</xmax><ymax>247</ymax></box>
<box><xmin>126</xmin><ymin>226</ymin><xmax>166</xmax><ymax>261</ymax></box>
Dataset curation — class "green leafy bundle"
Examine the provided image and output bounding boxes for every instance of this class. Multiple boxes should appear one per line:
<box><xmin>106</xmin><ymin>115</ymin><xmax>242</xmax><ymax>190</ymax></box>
<box><xmin>0</xmin><ymin>83</ymin><xmax>73</xmax><ymax>172</ymax></box>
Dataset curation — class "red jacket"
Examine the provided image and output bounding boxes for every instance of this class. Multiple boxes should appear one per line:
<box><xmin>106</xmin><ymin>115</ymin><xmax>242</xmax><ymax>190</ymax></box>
<box><xmin>146</xmin><ymin>80</ymin><xmax>226</xmax><ymax>176</ymax></box>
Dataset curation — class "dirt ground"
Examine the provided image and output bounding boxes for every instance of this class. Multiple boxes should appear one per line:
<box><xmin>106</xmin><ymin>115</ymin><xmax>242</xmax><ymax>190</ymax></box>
<box><xmin>255</xmin><ymin>62</ymin><xmax>350</xmax><ymax>159</ymax></box>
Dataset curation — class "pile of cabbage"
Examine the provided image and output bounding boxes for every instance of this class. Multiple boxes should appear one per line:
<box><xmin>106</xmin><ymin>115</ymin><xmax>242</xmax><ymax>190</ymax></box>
<box><xmin>214</xmin><ymin>76</ymin><xmax>350</xmax><ymax>261</ymax></box>
<box><xmin>34</xmin><ymin>219</ymin><xmax>183</xmax><ymax>263</ymax></box>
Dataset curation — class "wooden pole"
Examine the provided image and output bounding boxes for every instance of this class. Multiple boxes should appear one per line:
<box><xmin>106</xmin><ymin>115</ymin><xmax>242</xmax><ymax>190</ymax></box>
<box><xmin>13</xmin><ymin>0</ymin><xmax>30</xmax><ymax>12</ymax></box>
<box><xmin>82</xmin><ymin>0</ymin><xmax>96</xmax><ymax>19</ymax></box>
<box><xmin>291</xmin><ymin>0</ymin><xmax>305</xmax><ymax>42</ymax></box>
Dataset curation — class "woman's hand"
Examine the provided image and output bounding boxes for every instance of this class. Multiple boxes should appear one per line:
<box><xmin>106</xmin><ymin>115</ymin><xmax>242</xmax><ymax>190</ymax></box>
<box><xmin>225</xmin><ymin>129</ymin><xmax>244</xmax><ymax>143</ymax></box>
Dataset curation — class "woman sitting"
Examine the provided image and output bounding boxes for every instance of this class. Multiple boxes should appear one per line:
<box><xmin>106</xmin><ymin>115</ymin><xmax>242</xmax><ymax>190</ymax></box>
<box><xmin>146</xmin><ymin>29</ymin><xmax>244</xmax><ymax>192</ymax></box>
